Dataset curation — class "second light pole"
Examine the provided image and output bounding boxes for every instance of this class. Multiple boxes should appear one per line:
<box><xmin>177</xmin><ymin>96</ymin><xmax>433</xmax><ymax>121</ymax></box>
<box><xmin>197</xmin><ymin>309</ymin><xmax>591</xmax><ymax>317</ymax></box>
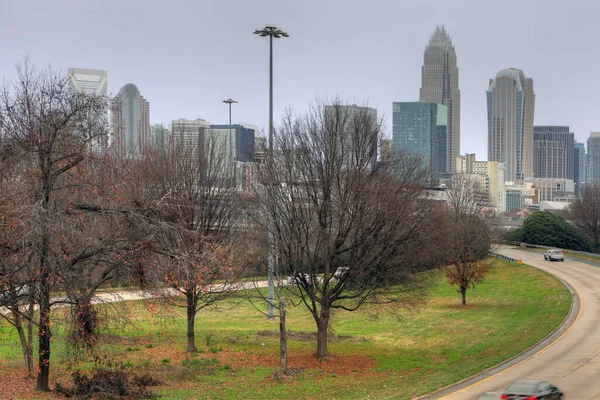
<box><xmin>254</xmin><ymin>25</ymin><xmax>288</xmax><ymax>318</ymax></box>
<box><xmin>223</xmin><ymin>98</ymin><xmax>237</xmax><ymax>186</ymax></box>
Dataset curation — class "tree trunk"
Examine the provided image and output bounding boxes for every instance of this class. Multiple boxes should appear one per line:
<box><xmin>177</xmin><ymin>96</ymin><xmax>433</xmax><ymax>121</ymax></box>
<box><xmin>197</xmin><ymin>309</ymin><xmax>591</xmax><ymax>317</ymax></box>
<box><xmin>36</xmin><ymin>279</ymin><xmax>51</xmax><ymax>391</ymax></box>
<box><xmin>316</xmin><ymin>305</ymin><xmax>330</xmax><ymax>358</ymax></box>
<box><xmin>279</xmin><ymin>301</ymin><xmax>288</xmax><ymax>373</ymax></box>
<box><xmin>14</xmin><ymin>312</ymin><xmax>33</xmax><ymax>376</ymax></box>
<box><xmin>186</xmin><ymin>293</ymin><xmax>197</xmax><ymax>353</ymax></box>
<box><xmin>460</xmin><ymin>286</ymin><xmax>467</xmax><ymax>306</ymax></box>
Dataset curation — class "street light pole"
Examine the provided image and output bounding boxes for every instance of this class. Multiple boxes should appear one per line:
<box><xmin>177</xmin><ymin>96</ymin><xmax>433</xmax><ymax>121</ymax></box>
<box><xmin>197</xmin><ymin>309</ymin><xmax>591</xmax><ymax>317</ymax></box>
<box><xmin>254</xmin><ymin>25</ymin><xmax>288</xmax><ymax>319</ymax></box>
<box><xmin>222</xmin><ymin>98</ymin><xmax>237</xmax><ymax>186</ymax></box>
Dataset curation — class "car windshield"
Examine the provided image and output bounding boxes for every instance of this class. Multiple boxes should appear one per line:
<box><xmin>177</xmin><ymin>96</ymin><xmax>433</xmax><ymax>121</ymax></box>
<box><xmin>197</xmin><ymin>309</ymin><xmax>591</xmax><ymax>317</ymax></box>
<box><xmin>506</xmin><ymin>381</ymin><xmax>539</xmax><ymax>393</ymax></box>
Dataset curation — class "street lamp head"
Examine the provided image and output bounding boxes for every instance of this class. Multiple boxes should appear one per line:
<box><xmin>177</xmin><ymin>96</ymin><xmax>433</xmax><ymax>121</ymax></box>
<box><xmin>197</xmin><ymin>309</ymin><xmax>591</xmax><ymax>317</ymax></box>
<box><xmin>223</xmin><ymin>98</ymin><xmax>238</xmax><ymax>104</ymax></box>
<box><xmin>254</xmin><ymin>25</ymin><xmax>289</xmax><ymax>38</ymax></box>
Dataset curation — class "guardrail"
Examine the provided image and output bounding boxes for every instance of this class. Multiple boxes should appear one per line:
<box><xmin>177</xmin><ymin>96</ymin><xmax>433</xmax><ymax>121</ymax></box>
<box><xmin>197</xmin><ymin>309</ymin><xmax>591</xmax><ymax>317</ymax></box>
<box><xmin>495</xmin><ymin>240</ymin><xmax>600</xmax><ymax>260</ymax></box>
<box><xmin>492</xmin><ymin>252</ymin><xmax>522</xmax><ymax>264</ymax></box>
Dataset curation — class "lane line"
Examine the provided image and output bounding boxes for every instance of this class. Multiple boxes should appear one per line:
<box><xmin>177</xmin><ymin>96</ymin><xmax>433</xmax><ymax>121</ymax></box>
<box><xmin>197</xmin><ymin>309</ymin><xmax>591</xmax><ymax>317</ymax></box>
<box><xmin>438</xmin><ymin>254</ymin><xmax>584</xmax><ymax>399</ymax></box>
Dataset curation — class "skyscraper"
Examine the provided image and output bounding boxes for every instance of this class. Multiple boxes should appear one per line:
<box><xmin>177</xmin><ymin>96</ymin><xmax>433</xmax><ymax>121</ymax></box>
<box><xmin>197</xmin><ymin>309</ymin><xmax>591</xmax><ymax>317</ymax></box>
<box><xmin>533</xmin><ymin>126</ymin><xmax>574</xmax><ymax>180</ymax></box>
<box><xmin>171</xmin><ymin>119</ymin><xmax>210</xmax><ymax>155</ymax></box>
<box><xmin>574</xmin><ymin>141</ymin><xmax>586</xmax><ymax>196</ymax></box>
<box><xmin>111</xmin><ymin>84</ymin><xmax>150</xmax><ymax>157</ymax></box>
<box><xmin>68</xmin><ymin>68</ymin><xmax>107</xmax><ymax>96</ymax></box>
<box><xmin>587</xmin><ymin>132</ymin><xmax>600</xmax><ymax>185</ymax></box>
<box><xmin>487</xmin><ymin>68</ymin><xmax>535</xmax><ymax>182</ymax></box>
<box><xmin>420</xmin><ymin>25</ymin><xmax>460</xmax><ymax>172</ymax></box>
<box><xmin>392</xmin><ymin>101</ymin><xmax>447</xmax><ymax>176</ymax></box>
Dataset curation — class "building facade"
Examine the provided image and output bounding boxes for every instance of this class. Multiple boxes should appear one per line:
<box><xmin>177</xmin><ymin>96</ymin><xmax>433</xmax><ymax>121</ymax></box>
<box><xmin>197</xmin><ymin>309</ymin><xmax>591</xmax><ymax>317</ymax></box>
<box><xmin>524</xmin><ymin>178</ymin><xmax>574</xmax><ymax>202</ymax></box>
<box><xmin>533</xmin><ymin>126</ymin><xmax>574</xmax><ymax>180</ymax></box>
<box><xmin>587</xmin><ymin>132</ymin><xmax>600</xmax><ymax>185</ymax></box>
<box><xmin>456</xmin><ymin>155</ymin><xmax>506</xmax><ymax>212</ymax></box>
<box><xmin>574</xmin><ymin>141</ymin><xmax>586</xmax><ymax>196</ymax></box>
<box><xmin>151</xmin><ymin>124</ymin><xmax>171</xmax><ymax>152</ymax></box>
<box><xmin>487</xmin><ymin>68</ymin><xmax>535</xmax><ymax>182</ymax></box>
<box><xmin>111</xmin><ymin>84</ymin><xmax>150</xmax><ymax>157</ymax></box>
<box><xmin>420</xmin><ymin>25</ymin><xmax>460</xmax><ymax>173</ymax></box>
<box><xmin>392</xmin><ymin>102</ymin><xmax>447</xmax><ymax>176</ymax></box>
<box><xmin>68</xmin><ymin>68</ymin><xmax>107</xmax><ymax>96</ymax></box>
<box><xmin>210</xmin><ymin>124</ymin><xmax>255</xmax><ymax>162</ymax></box>
<box><xmin>171</xmin><ymin>119</ymin><xmax>211</xmax><ymax>154</ymax></box>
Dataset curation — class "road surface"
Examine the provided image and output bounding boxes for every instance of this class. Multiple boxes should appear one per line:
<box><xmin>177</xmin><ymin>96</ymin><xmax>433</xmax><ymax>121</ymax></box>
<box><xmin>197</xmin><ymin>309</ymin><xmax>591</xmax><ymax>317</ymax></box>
<box><xmin>427</xmin><ymin>247</ymin><xmax>600</xmax><ymax>400</ymax></box>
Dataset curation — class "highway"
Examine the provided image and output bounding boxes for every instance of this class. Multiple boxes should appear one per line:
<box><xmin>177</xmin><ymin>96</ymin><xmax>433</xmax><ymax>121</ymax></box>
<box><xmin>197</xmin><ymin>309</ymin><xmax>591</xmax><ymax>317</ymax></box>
<box><xmin>429</xmin><ymin>247</ymin><xmax>600</xmax><ymax>400</ymax></box>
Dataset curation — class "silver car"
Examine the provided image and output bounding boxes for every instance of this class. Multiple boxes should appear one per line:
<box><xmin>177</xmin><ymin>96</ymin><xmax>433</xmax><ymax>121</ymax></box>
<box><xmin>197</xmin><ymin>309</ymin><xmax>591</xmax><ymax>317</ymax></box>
<box><xmin>544</xmin><ymin>248</ymin><xmax>564</xmax><ymax>261</ymax></box>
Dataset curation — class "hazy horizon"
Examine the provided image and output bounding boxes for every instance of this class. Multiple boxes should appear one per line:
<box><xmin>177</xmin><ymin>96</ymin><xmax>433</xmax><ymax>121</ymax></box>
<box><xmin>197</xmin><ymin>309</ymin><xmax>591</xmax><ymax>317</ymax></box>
<box><xmin>2</xmin><ymin>0</ymin><xmax>599</xmax><ymax>160</ymax></box>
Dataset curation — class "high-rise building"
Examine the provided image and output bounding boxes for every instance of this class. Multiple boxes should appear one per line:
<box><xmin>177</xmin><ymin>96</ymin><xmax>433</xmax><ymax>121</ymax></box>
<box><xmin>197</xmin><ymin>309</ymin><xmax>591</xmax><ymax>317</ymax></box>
<box><xmin>392</xmin><ymin>101</ymin><xmax>447</xmax><ymax>176</ymax></box>
<box><xmin>171</xmin><ymin>119</ymin><xmax>211</xmax><ymax>154</ymax></box>
<box><xmin>324</xmin><ymin>104</ymin><xmax>378</xmax><ymax>171</ymax></box>
<box><xmin>587</xmin><ymin>132</ymin><xmax>600</xmax><ymax>185</ymax></box>
<box><xmin>456</xmin><ymin>155</ymin><xmax>506</xmax><ymax>212</ymax></box>
<box><xmin>68</xmin><ymin>68</ymin><xmax>107</xmax><ymax>96</ymax></box>
<box><xmin>111</xmin><ymin>84</ymin><xmax>150</xmax><ymax>157</ymax></box>
<box><xmin>420</xmin><ymin>25</ymin><xmax>460</xmax><ymax>173</ymax></box>
<box><xmin>533</xmin><ymin>126</ymin><xmax>574</xmax><ymax>180</ymax></box>
<box><xmin>151</xmin><ymin>124</ymin><xmax>171</xmax><ymax>152</ymax></box>
<box><xmin>487</xmin><ymin>68</ymin><xmax>535</xmax><ymax>182</ymax></box>
<box><xmin>574</xmin><ymin>141</ymin><xmax>586</xmax><ymax>196</ymax></box>
<box><xmin>210</xmin><ymin>124</ymin><xmax>255</xmax><ymax>162</ymax></box>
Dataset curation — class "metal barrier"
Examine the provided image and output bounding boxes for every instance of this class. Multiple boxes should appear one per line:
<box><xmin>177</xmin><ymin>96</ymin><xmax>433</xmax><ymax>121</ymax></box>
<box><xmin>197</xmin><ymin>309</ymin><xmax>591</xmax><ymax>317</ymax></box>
<box><xmin>495</xmin><ymin>240</ymin><xmax>600</xmax><ymax>260</ymax></box>
<box><xmin>493</xmin><ymin>252</ymin><xmax>522</xmax><ymax>264</ymax></box>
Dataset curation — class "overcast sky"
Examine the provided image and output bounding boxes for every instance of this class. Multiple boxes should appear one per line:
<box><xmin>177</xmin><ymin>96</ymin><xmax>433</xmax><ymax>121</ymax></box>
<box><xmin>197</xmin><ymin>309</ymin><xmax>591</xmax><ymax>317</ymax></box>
<box><xmin>1</xmin><ymin>0</ymin><xmax>599</xmax><ymax>159</ymax></box>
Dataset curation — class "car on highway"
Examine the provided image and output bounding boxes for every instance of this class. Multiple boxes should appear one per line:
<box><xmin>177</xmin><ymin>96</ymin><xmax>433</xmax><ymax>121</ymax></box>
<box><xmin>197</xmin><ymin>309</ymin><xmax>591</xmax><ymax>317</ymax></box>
<box><xmin>544</xmin><ymin>248</ymin><xmax>564</xmax><ymax>261</ymax></box>
<box><xmin>501</xmin><ymin>379</ymin><xmax>564</xmax><ymax>399</ymax></box>
<box><xmin>286</xmin><ymin>273</ymin><xmax>309</xmax><ymax>285</ymax></box>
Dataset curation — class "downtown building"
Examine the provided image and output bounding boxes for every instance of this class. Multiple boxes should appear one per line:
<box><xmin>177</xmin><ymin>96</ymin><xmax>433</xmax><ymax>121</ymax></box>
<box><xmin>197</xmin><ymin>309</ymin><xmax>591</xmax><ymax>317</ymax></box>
<box><xmin>455</xmin><ymin>154</ymin><xmax>506</xmax><ymax>212</ymax></box>
<box><xmin>111</xmin><ymin>84</ymin><xmax>150</xmax><ymax>158</ymax></box>
<box><xmin>420</xmin><ymin>25</ymin><xmax>460</xmax><ymax>173</ymax></box>
<box><xmin>487</xmin><ymin>68</ymin><xmax>535</xmax><ymax>182</ymax></box>
<box><xmin>392</xmin><ymin>101</ymin><xmax>447</xmax><ymax>177</ymax></box>
<box><xmin>68</xmin><ymin>68</ymin><xmax>107</xmax><ymax>96</ymax></box>
<box><xmin>533</xmin><ymin>126</ymin><xmax>574</xmax><ymax>180</ymax></box>
<box><xmin>587</xmin><ymin>132</ymin><xmax>600</xmax><ymax>185</ymax></box>
<box><xmin>574</xmin><ymin>141</ymin><xmax>586</xmax><ymax>195</ymax></box>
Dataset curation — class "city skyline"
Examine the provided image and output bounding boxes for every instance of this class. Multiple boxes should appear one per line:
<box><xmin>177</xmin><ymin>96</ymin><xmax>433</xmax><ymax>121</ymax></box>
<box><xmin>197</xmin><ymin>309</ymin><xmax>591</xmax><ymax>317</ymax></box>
<box><xmin>2</xmin><ymin>0</ymin><xmax>600</xmax><ymax>160</ymax></box>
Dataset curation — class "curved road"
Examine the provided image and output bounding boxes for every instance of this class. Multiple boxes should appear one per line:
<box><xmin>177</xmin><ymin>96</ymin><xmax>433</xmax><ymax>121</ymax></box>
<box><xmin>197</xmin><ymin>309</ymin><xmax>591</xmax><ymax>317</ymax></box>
<box><xmin>432</xmin><ymin>247</ymin><xmax>600</xmax><ymax>399</ymax></box>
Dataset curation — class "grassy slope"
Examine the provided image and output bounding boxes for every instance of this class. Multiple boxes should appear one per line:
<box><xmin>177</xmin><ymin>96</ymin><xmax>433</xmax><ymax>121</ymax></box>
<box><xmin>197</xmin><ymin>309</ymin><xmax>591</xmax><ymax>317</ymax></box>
<box><xmin>0</xmin><ymin>260</ymin><xmax>570</xmax><ymax>399</ymax></box>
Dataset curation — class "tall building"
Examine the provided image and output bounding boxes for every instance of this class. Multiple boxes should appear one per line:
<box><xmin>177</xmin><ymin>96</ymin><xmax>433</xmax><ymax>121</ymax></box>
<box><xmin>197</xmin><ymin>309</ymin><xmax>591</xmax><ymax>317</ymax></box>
<box><xmin>171</xmin><ymin>119</ymin><xmax>211</xmax><ymax>154</ymax></box>
<box><xmin>393</xmin><ymin>102</ymin><xmax>447</xmax><ymax>176</ymax></box>
<box><xmin>533</xmin><ymin>126</ymin><xmax>574</xmax><ymax>180</ymax></box>
<box><xmin>587</xmin><ymin>132</ymin><xmax>600</xmax><ymax>185</ymax></box>
<box><xmin>68</xmin><ymin>68</ymin><xmax>107</xmax><ymax>96</ymax></box>
<box><xmin>574</xmin><ymin>141</ymin><xmax>586</xmax><ymax>196</ymax></box>
<box><xmin>487</xmin><ymin>68</ymin><xmax>535</xmax><ymax>182</ymax></box>
<box><xmin>420</xmin><ymin>25</ymin><xmax>460</xmax><ymax>172</ymax></box>
<box><xmin>456</xmin><ymin>155</ymin><xmax>506</xmax><ymax>212</ymax></box>
<box><xmin>324</xmin><ymin>104</ymin><xmax>378</xmax><ymax>171</ymax></box>
<box><xmin>210</xmin><ymin>124</ymin><xmax>256</xmax><ymax>162</ymax></box>
<box><xmin>151</xmin><ymin>124</ymin><xmax>171</xmax><ymax>152</ymax></box>
<box><xmin>111</xmin><ymin>84</ymin><xmax>150</xmax><ymax>157</ymax></box>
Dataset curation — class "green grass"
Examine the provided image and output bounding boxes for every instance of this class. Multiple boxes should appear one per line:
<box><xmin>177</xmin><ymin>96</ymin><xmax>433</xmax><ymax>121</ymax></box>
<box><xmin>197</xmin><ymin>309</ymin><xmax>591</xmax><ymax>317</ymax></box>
<box><xmin>0</xmin><ymin>259</ymin><xmax>570</xmax><ymax>399</ymax></box>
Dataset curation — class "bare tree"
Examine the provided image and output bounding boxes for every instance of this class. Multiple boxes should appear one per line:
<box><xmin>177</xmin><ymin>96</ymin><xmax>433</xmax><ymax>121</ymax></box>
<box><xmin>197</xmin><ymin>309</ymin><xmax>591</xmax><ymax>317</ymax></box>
<box><xmin>128</xmin><ymin>129</ymin><xmax>243</xmax><ymax>353</ymax></box>
<box><xmin>569</xmin><ymin>184</ymin><xmax>600</xmax><ymax>252</ymax></box>
<box><xmin>252</xmin><ymin>100</ymin><xmax>444</xmax><ymax>358</ymax></box>
<box><xmin>0</xmin><ymin>60</ymin><xmax>115</xmax><ymax>391</ymax></box>
<box><xmin>443</xmin><ymin>174</ymin><xmax>494</xmax><ymax>306</ymax></box>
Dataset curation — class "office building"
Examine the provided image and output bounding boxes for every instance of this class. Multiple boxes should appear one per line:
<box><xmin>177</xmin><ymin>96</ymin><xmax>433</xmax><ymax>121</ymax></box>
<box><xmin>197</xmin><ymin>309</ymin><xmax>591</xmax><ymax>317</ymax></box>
<box><xmin>487</xmin><ymin>68</ymin><xmax>535</xmax><ymax>182</ymax></box>
<box><xmin>151</xmin><ymin>124</ymin><xmax>170</xmax><ymax>152</ymax></box>
<box><xmin>171</xmin><ymin>119</ymin><xmax>210</xmax><ymax>154</ymax></box>
<box><xmin>324</xmin><ymin>104</ymin><xmax>378</xmax><ymax>171</ymax></box>
<box><xmin>574</xmin><ymin>141</ymin><xmax>586</xmax><ymax>196</ymax></box>
<box><xmin>111</xmin><ymin>84</ymin><xmax>150</xmax><ymax>157</ymax></box>
<box><xmin>210</xmin><ymin>124</ymin><xmax>255</xmax><ymax>162</ymax></box>
<box><xmin>524</xmin><ymin>178</ymin><xmax>574</xmax><ymax>202</ymax></box>
<box><xmin>420</xmin><ymin>25</ymin><xmax>460</xmax><ymax>172</ymax></box>
<box><xmin>587</xmin><ymin>132</ymin><xmax>600</xmax><ymax>185</ymax></box>
<box><xmin>456</xmin><ymin>155</ymin><xmax>506</xmax><ymax>212</ymax></box>
<box><xmin>68</xmin><ymin>68</ymin><xmax>107</xmax><ymax>96</ymax></box>
<box><xmin>393</xmin><ymin>102</ymin><xmax>447</xmax><ymax>176</ymax></box>
<box><xmin>533</xmin><ymin>126</ymin><xmax>573</xmax><ymax>180</ymax></box>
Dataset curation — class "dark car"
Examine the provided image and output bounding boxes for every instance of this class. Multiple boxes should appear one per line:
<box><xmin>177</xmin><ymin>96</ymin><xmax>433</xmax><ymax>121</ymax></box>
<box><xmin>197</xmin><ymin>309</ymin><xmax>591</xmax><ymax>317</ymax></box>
<box><xmin>501</xmin><ymin>379</ymin><xmax>563</xmax><ymax>399</ymax></box>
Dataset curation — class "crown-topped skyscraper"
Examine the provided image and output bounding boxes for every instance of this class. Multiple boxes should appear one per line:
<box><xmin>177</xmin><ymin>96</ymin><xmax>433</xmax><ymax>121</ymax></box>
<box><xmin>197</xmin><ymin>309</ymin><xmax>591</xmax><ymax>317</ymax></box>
<box><xmin>420</xmin><ymin>25</ymin><xmax>460</xmax><ymax>173</ymax></box>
